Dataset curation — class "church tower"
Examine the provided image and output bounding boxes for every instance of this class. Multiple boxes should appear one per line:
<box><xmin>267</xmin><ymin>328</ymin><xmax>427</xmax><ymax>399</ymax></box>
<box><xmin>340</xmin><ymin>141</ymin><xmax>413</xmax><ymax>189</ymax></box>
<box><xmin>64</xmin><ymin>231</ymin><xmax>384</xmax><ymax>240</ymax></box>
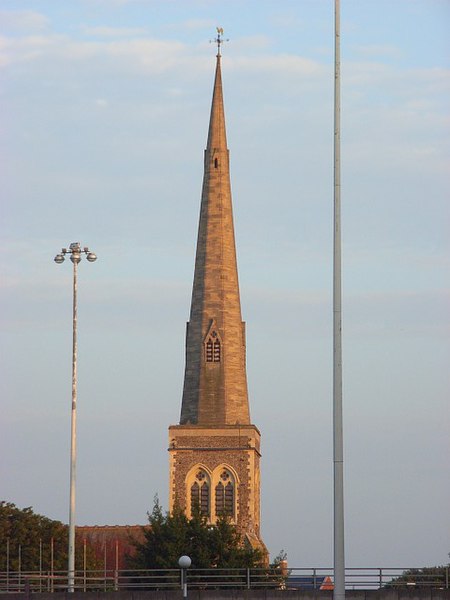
<box><xmin>168</xmin><ymin>32</ymin><xmax>264</xmax><ymax>550</ymax></box>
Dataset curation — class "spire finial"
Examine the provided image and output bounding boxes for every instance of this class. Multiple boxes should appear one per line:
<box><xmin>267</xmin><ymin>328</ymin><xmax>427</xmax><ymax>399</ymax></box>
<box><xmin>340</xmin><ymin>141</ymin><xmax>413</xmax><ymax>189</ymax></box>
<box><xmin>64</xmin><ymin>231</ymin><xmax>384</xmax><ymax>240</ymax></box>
<box><xmin>210</xmin><ymin>27</ymin><xmax>229</xmax><ymax>57</ymax></box>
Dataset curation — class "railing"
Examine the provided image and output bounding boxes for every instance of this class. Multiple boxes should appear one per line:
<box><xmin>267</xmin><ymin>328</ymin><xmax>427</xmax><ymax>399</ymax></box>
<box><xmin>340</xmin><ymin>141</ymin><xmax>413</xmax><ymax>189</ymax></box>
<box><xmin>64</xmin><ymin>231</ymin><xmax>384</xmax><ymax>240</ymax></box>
<box><xmin>0</xmin><ymin>567</ymin><xmax>448</xmax><ymax>593</ymax></box>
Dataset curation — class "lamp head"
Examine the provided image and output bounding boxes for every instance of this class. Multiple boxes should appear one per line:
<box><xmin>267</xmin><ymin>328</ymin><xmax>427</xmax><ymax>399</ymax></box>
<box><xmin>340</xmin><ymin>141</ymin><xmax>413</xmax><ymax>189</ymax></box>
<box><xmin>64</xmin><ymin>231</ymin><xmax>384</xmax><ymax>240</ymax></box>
<box><xmin>178</xmin><ymin>556</ymin><xmax>191</xmax><ymax>569</ymax></box>
<box><xmin>54</xmin><ymin>254</ymin><xmax>65</xmax><ymax>264</ymax></box>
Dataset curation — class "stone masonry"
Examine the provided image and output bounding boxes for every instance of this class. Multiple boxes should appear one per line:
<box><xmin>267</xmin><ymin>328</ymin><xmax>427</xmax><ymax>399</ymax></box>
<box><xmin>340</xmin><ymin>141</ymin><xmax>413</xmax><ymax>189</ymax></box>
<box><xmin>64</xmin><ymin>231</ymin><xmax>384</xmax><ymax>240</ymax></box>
<box><xmin>169</xmin><ymin>425</ymin><xmax>262</xmax><ymax>543</ymax></box>
<box><xmin>168</xmin><ymin>44</ymin><xmax>265</xmax><ymax>552</ymax></box>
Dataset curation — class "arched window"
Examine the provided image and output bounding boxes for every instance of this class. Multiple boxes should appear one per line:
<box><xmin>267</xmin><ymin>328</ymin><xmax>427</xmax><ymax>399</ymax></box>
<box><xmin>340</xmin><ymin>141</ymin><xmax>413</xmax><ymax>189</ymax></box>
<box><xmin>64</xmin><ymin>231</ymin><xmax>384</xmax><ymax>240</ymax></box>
<box><xmin>205</xmin><ymin>330</ymin><xmax>221</xmax><ymax>363</ymax></box>
<box><xmin>214</xmin><ymin>469</ymin><xmax>234</xmax><ymax>517</ymax></box>
<box><xmin>190</xmin><ymin>469</ymin><xmax>210</xmax><ymax>517</ymax></box>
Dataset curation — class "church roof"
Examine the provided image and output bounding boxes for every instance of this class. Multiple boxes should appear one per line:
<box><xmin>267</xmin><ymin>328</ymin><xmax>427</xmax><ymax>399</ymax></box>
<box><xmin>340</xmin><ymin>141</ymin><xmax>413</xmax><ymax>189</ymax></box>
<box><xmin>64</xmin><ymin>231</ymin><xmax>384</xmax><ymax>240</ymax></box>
<box><xmin>76</xmin><ymin>525</ymin><xmax>147</xmax><ymax>571</ymax></box>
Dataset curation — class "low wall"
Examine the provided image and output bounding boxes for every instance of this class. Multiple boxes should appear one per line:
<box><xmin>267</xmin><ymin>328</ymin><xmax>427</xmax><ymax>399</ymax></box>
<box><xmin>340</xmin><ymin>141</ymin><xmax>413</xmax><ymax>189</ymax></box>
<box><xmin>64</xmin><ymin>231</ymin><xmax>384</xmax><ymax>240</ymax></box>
<box><xmin>1</xmin><ymin>590</ymin><xmax>449</xmax><ymax>600</ymax></box>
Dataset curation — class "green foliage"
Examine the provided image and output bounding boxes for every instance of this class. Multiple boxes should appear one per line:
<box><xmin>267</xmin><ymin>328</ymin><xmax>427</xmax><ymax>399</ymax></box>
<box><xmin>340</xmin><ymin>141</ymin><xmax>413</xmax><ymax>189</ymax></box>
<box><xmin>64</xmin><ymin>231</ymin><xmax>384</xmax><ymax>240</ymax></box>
<box><xmin>128</xmin><ymin>497</ymin><xmax>263</xmax><ymax>570</ymax></box>
<box><xmin>387</xmin><ymin>559</ymin><xmax>449</xmax><ymax>589</ymax></box>
<box><xmin>270</xmin><ymin>549</ymin><xmax>287</xmax><ymax>568</ymax></box>
<box><xmin>0</xmin><ymin>502</ymin><xmax>98</xmax><ymax>572</ymax></box>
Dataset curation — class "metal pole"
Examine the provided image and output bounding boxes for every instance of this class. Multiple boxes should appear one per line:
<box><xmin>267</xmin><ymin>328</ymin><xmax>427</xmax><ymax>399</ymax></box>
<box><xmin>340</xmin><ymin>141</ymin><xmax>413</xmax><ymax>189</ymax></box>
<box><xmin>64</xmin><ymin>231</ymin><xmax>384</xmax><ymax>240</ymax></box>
<box><xmin>68</xmin><ymin>255</ymin><xmax>78</xmax><ymax>593</ymax></box>
<box><xmin>54</xmin><ymin>243</ymin><xmax>97</xmax><ymax>592</ymax></box>
<box><xmin>83</xmin><ymin>538</ymin><xmax>87</xmax><ymax>592</ymax></box>
<box><xmin>6</xmin><ymin>538</ymin><xmax>9</xmax><ymax>592</ymax></box>
<box><xmin>178</xmin><ymin>556</ymin><xmax>191</xmax><ymax>598</ymax></box>
<box><xmin>333</xmin><ymin>1</ymin><xmax>345</xmax><ymax>600</ymax></box>
<box><xmin>104</xmin><ymin>541</ymin><xmax>107</xmax><ymax>591</ymax></box>
<box><xmin>182</xmin><ymin>569</ymin><xmax>187</xmax><ymax>599</ymax></box>
<box><xmin>18</xmin><ymin>545</ymin><xmax>22</xmax><ymax>590</ymax></box>
<box><xmin>50</xmin><ymin>537</ymin><xmax>54</xmax><ymax>593</ymax></box>
<box><xmin>115</xmin><ymin>539</ymin><xmax>119</xmax><ymax>591</ymax></box>
<box><xmin>39</xmin><ymin>538</ymin><xmax>43</xmax><ymax>593</ymax></box>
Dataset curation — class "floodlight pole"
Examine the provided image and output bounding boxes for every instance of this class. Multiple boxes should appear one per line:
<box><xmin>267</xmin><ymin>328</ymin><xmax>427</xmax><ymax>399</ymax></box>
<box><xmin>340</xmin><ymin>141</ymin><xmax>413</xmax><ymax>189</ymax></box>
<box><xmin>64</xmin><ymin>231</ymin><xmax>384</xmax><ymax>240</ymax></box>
<box><xmin>333</xmin><ymin>1</ymin><xmax>345</xmax><ymax>600</ymax></box>
<box><xmin>54</xmin><ymin>243</ymin><xmax>97</xmax><ymax>593</ymax></box>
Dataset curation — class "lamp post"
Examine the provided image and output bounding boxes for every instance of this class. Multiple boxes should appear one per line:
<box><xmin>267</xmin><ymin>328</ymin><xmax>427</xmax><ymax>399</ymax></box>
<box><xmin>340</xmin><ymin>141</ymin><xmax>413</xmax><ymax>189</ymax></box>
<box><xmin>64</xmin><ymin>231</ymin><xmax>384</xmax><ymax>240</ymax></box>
<box><xmin>333</xmin><ymin>2</ymin><xmax>345</xmax><ymax>599</ymax></box>
<box><xmin>178</xmin><ymin>555</ymin><xmax>191</xmax><ymax>599</ymax></box>
<box><xmin>54</xmin><ymin>242</ymin><xmax>97</xmax><ymax>593</ymax></box>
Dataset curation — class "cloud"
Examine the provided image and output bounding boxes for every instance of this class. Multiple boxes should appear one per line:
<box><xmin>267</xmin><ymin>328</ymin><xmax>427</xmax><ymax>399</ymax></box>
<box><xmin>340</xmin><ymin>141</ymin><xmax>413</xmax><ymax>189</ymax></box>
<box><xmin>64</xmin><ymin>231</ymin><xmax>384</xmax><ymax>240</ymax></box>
<box><xmin>82</xmin><ymin>25</ymin><xmax>147</xmax><ymax>37</ymax></box>
<box><xmin>230</xmin><ymin>53</ymin><xmax>323</xmax><ymax>75</ymax></box>
<box><xmin>353</xmin><ymin>43</ymin><xmax>403</xmax><ymax>60</ymax></box>
<box><xmin>345</xmin><ymin>289</ymin><xmax>450</xmax><ymax>338</ymax></box>
<box><xmin>0</xmin><ymin>33</ymin><xmax>187</xmax><ymax>72</ymax></box>
<box><xmin>0</xmin><ymin>34</ymin><xmax>65</xmax><ymax>67</ymax></box>
<box><xmin>0</xmin><ymin>10</ymin><xmax>49</xmax><ymax>32</ymax></box>
<box><xmin>174</xmin><ymin>18</ymin><xmax>215</xmax><ymax>31</ymax></box>
<box><xmin>228</xmin><ymin>34</ymin><xmax>272</xmax><ymax>52</ymax></box>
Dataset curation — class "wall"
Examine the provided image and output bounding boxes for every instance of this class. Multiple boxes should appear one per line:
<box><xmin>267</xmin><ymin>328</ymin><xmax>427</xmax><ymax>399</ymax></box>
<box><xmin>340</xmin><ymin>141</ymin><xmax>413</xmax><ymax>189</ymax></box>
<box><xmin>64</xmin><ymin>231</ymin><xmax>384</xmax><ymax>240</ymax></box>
<box><xmin>2</xmin><ymin>589</ymin><xmax>449</xmax><ymax>600</ymax></box>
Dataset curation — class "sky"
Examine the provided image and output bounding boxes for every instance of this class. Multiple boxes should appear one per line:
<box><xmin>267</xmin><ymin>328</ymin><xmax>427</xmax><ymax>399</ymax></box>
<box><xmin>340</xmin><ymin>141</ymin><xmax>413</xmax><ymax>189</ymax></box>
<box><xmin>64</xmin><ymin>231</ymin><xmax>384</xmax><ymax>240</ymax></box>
<box><xmin>1</xmin><ymin>0</ymin><xmax>449</xmax><ymax>570</ymax></box>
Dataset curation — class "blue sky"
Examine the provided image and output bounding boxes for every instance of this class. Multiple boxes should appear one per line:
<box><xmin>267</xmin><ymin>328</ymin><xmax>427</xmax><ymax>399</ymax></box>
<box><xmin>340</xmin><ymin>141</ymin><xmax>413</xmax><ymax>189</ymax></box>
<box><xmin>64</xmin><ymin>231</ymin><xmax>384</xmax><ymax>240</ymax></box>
<box><xmin>1</xmin><ymin>0</ymin><xmax>449</xmax><ymax>568</ymax></box>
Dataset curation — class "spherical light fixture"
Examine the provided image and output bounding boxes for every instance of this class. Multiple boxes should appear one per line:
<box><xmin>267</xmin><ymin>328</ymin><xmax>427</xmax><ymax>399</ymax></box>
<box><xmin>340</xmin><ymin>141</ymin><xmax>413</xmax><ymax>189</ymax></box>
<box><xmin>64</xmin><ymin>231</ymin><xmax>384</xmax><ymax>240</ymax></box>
<box><xmin>178</xmin><ymin>556</ymin><xmax>192</xmax><ymax>569</ymax></box>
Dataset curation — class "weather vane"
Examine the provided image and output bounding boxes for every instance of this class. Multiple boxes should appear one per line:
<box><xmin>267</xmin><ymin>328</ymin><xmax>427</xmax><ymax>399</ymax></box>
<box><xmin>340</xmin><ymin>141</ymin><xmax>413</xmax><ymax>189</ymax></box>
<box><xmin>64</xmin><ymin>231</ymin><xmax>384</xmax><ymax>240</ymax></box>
<box><xmin>210</xmin><ymin>27</ymin><xmax>229</xmax><ymax>56</ymax></box>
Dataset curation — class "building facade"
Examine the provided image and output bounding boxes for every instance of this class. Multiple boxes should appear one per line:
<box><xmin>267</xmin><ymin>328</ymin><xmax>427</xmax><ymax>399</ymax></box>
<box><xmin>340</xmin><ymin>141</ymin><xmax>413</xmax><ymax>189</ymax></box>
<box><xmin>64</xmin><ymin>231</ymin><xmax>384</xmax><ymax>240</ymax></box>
<box><xmin>168</xmin><ymin>40</ymin><xmax>265</xmax><ymax>551</ymax></box>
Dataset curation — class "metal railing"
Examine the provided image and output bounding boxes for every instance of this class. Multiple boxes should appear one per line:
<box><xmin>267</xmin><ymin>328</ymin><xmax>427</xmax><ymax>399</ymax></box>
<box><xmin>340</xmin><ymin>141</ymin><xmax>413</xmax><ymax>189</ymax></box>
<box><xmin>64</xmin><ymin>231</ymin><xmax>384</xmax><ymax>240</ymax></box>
<box><xmin>0</xmin><ymin>567</ymin><xmax>448</xmax><ymax>593</ymax></box>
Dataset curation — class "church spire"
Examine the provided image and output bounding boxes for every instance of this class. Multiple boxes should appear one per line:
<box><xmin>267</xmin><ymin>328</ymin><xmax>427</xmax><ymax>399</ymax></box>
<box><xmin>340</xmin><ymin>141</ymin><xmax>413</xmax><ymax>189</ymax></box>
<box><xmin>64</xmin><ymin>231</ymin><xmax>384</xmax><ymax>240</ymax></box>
<box><xmin>180</xmin><ymin>35</ymin><xmax>250</xmax><ymax>426</ymax></box>
<box><xmin>169</xmin><ymin>37</ymin><xmax>264</xmax><ymax>550</ymax></box>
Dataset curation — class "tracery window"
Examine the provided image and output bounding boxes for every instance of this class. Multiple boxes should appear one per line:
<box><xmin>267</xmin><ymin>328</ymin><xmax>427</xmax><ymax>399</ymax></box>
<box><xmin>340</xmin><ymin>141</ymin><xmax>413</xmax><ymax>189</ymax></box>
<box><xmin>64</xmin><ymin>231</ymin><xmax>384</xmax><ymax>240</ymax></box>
<box><xmin>214</xmin><ymin>469</ymin><xmax>234</xmax><ymax>517</ymax></box>
<box><xmin>205</xmin><ymin>331</ymin><xmax>221</xmax><ymax>363</ymax></box>
<box><xmin>190</xmin><ymin>469</ymin><xmax>210</xmax><ymax>517</ymax></box>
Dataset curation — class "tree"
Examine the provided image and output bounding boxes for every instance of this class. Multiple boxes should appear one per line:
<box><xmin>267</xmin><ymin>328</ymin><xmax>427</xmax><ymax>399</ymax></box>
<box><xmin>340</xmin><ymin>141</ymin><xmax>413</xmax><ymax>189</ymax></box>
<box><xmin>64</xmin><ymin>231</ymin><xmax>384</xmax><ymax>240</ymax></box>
<box><xmin>0</xmin><ymin>502</ymin><xmax>99</xmax><ymax>572</ymax></box>
<box><xmin>387</xmin><ymin>557</ymin><xmax>449</xmax><ymax>589</ymax></box>
<box><xmin>128</xmin><ymin>497</ymin><xmax>263</xmax><ymax>570</ymax></box>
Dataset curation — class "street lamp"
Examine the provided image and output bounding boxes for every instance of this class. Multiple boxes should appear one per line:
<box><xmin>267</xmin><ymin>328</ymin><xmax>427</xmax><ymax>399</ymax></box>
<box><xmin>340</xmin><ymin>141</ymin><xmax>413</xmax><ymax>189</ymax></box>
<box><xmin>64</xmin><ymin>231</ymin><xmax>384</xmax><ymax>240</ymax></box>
<box><xmin>54</xmin><ymin>242</ymin><xmax>97</xmax><ymax>593</ymax></box>
<box><xmin>178</xmin><ymin>555</ymin><xmax>191</xmax><ymax>599</ymax></box>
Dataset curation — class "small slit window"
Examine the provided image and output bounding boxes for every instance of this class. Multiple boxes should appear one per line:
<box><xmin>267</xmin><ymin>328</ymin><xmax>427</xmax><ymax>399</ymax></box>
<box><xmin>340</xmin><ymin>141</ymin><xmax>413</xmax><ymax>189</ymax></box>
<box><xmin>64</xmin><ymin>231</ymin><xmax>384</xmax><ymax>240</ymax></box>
<box><xmin>213</xmin><ymin>339</ymin><xmax>220</xmax><ymax>362</ymax></box>
<box><xmin>206</xmin><ymin>340</ymin><xmax>213</xmax><ymax>362</ymax></box>
<box><xmin>214</xmin><ymin>158</ymin><xmax>219</xmax><ymax>168</ymax></box>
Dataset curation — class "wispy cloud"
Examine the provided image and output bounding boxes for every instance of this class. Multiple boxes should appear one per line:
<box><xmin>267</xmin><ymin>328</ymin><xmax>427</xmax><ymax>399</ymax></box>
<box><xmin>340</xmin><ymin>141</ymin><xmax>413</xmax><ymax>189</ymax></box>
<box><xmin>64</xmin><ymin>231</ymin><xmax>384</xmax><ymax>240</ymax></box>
<box><xmin>174</xmin><ymin>18</ymin><xmax>215</xmax><ymax>31</ymax></box>
<box><xmin>230</xmin><ymin>53</ymin><xmax>323</xmax><ymax>75</ymax></box>
<box><xmin>0</xmin><ymin>9</ymin><xmax>49</xmax><ymax>32</ymax></box>
<box><xmin>353</xmin><ymin>43</ymin><xmax>403</xmax><ymax>60</ymax></box>
<box><xmin>82</xmin><ymin>25</ymin><xmax>147</xmax><ymax>37</ymax></box>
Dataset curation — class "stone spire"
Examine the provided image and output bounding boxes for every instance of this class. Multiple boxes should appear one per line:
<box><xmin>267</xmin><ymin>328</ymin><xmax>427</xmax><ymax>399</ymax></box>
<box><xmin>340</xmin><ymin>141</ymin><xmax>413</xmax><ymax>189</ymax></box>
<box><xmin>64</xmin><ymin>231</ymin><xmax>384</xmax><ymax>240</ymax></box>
<box><xmin>180</xmin><ymin>50</ymin><xmax>250</xmax><ymax>426</ymax></box>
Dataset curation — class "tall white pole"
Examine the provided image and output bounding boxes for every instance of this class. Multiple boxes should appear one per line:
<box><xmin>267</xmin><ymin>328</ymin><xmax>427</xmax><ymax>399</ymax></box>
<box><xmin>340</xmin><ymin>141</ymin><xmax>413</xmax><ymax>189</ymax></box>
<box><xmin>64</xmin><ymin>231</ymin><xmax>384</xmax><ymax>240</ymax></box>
<box><xmin>333</xmin><ymin>1</ymin><xmax>345</xmax><ymax>600</ymax></box>
<box><xmin>54</xmin><ymin>243</ymin><xmax>97</xmax><ymax>593</ymax></box>
<box><xmin>68</xmin><ymin>253</ymin><xmax>78</xmax><ymax>593</ymax></box>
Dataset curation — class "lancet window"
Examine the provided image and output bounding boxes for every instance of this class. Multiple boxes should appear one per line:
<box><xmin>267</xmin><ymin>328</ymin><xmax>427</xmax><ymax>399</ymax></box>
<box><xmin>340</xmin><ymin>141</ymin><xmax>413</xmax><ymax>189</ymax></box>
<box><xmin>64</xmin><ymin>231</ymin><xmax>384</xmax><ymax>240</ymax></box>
<box><xmin>205</xmin><ymin>331</ymin><xmax>221</xmax><ymax>363</ymax></box>
<box><xmin>190</xmin><ymin>469</ymin><xmax>210</xmax><ymax>517</ymax></box>
<box><xmin>214</xmin><ymin>469</ymin><xmax>234</xmax><ymax>517</ymax></box>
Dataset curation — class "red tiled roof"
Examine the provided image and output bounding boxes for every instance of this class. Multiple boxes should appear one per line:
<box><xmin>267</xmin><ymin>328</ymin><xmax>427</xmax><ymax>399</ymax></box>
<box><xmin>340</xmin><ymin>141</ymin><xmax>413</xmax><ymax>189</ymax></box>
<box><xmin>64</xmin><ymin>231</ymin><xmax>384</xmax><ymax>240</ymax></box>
<box><xmin>76</xmin><ymin>525</ymin><xmax>148</xmax><ymax>571</ymax></box>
